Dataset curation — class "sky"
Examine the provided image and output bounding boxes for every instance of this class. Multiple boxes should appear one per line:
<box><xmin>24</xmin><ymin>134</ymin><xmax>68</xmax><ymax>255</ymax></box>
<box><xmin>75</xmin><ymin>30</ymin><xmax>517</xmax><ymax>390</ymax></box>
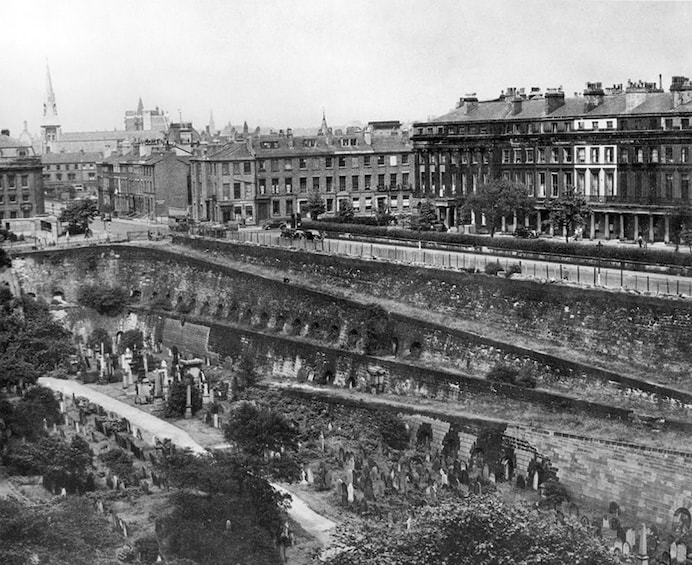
<box><xmin>2</xmin><ymin>0</ymin><xmax>692</xmax><ymax>138</ymax></box>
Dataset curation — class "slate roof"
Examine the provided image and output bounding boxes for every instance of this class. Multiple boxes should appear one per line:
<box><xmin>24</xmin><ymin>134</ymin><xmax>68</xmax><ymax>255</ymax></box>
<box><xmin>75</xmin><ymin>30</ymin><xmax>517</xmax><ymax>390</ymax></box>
<box><xmin>41</xmin><ymin>151</ymin><xmax>102</xmax><ymax>164</ymax></box>
<box><xmin>0</xmin><ymin>134</ymin><xmax>31</xmax><ymax>148</ymax></box>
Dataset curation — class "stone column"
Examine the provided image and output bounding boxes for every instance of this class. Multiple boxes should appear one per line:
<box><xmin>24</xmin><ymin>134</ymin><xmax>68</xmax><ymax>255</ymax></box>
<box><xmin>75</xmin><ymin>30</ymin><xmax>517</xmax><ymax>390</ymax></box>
<box><xmin>619</xmin><ymin>214</ymin><xmax>625</xmax><ymax>240</ymax></box>
<box><xmin>649</xmin><ymin>214</ymin><xmax>655</xmax><ymax>242</ymax></box>
<box><xmin>524</xmin><ymin>214</ymin><xmax>530</xmax><ymax>227</ymax></box>
<box><xmin>501</xmin><ymin>216</ymin><xmax>507</xmax><ymax>233</ymax></box>
<box><xmin>590</xmin><ymin>213</ymin><xmax>596</xmax><ymax>239</ymax></box>
<box><xmin>470</xmin><ymin>209</ymin><xmax>476</xmax><ymax>225</ymax></box>
<box><xmin>604</xmin><ymin>213</ymin><xmax>610</xmax><ymax>240</ymax></box>
<box><xmin>664</xmin><ymin>215</ymin><xmax>670</xmax><ymax>244</ymax></box>
<box><xmin>536</xmin><ymin>210</ymin><xmax>542</xmax><ymax>232</ymax></box>
<box><xmin>513</xmin><ymin>212</ymin><xmax>518</xmax><ymax>232</ymax></box>
<box><xmin>634</xmin><ymin>214</ymin><xmax>639</xmax><ymax>239</ymax></box>
<box><xmin>185</xmin><ymin>383</ymin><xmax>192</xmax><ymax>419</ymax></box>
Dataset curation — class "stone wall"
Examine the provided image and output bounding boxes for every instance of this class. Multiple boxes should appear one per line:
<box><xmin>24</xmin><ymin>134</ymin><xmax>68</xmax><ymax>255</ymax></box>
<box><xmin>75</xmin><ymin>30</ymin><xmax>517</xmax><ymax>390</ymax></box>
<box><xmin>173</xmin><ymin>235</ymin><xmax>692</xmax><ymax>382</ymax></box>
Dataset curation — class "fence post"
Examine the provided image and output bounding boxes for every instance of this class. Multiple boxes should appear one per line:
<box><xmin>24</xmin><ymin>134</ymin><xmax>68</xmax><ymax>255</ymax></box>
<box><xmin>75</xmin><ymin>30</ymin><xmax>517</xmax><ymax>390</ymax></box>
<box><xmin>577</xmin><ymin>265</ymin><xmax>580</xmax><ymax>284</ymax></box>
<box><xmin>546</xmin><ymin>264</ymin><xmax>549</xmax><ymax>279</ymax></box>
<box><xmin>667</xmin><ymin>279</ymin><xmax>670</xmax><ymax>294</ymax></box>
<box><xmin>593</xmin><ymin>267</ymin><xmax>596</xmax><ymax>285</ymax></box>
<box><xmin>677</xmin><ymin>279</ymin><xmax>679</xmax><ymax>295</ymax></box>
<box><xmin>647</xmin><ymin>276</ymin><xmax>650</xmax><ymax>292</ymax></box>
<box><xmin>559</xmin><ymin>264</ymin><xmax>563</xmax><ymax>279</ymax></box>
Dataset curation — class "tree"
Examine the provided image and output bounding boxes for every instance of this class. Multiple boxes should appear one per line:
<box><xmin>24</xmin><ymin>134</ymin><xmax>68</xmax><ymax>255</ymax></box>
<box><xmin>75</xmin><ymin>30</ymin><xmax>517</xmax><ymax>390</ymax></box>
<box><xmin>77</xmin><ymin>284</ymin><xmax>129</xmax><ymax>316</ymax></box>
<box><xmin>412</xmin><ymin>199</ymin><xmax>438</xmax><ymax>231</ymax></box>
<box><xmin>118</xmin><ymin>329</ymin><xmax>143</xmax><ymax>353</ymax></box>
<box><xmin>304</xmin><ymin>191</ymin><xmax>326</xmax><ymax>220</ymax></box>
<box><xmin>337</xmin><ymin>198</ymin><xmax>355</xmax><ymax>223</ymax></box>
<box><xmin>324</xmin><ymin>496</ymin><xmax>617</xmax><ymax>565</ymax></box>
<box><xmin>59</xmin><ymin>199</ymin><xmax>98</xmax><ymax>235</ymax></box>
<box><xmin>546</xmin><ymin>186</ymin><xmax>591</xmax><ymax>243</ymax></box>
<box><xmin>462</xmin><ymin>178</ymin><xmax>531</xmax><ymax>237</ymax></box>
<box><xmin>164</xmin><ymin>378</ymin><xmax>202</xmax><ymax>418</ymax></box>
<box><xmin>87</xmin><ymin>328</ymin><xmax>113</xmax><ymax>355</ymax></box>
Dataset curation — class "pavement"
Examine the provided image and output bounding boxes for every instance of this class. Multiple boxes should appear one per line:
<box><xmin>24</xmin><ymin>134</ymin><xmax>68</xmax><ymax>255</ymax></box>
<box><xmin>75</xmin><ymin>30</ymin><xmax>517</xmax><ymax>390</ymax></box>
<box><xmin>38</xmin><ymin>376</ymin><xmax>336</xmax><ymax>546</ymax></box>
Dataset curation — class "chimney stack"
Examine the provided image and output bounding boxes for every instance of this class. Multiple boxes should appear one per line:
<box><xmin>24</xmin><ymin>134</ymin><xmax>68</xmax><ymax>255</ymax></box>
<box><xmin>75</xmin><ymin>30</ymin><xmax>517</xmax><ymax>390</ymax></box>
<box><xmin>544</xmin><ymin>88</ymin><xmax>565</xmax><ymax>114</ymax></box>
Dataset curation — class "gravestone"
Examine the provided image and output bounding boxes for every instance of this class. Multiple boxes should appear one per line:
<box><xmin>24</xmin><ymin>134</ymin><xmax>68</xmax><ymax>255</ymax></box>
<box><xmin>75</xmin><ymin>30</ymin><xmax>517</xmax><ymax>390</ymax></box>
<box><xmin>626</xmin><ymin>528</ymin><xmax>636</xmax><ymax>547</ymax></box>
<box><xmin>609</xmin><ymin>501</ymin><xmax>620</xmax><ymax>516</ymax></box>
<box><xmin>347</xmin><ymin>482</ymin><xmax>354</xmax><ymax>503</ymax></box>
<box><xmin>488</xmin><ymin>472</ymin><xmax>496</xmax><ymax>484</ymax></box>
<box><xmin>622</xmin><ymin>541</ymin><xmax>630</xmax><ymax>556</ymax></box>
<box><xmin>516</xmin><ymin>475</ymin><xmax>525</xmax><ymax>489</ymax></box>
<box><xmin>306</xmin><ymin>467</ymin><xmax>314</xmax><ymax>484</ymax></box>
<box><xmin>617</xmin><ymin>526</ymin><xmax>626</xmax><ymax>543</ymax></box>
<box><xmin>482</xmin><ymin>464</ymin><xmax>490</xmax><ymax>479</ymax></box>
<box><xmin>460</xmin><ymin>469</ymin><xmax>470</xmax><ymax>485</ymax></box>
<box><xmin>677</xmin><ymin>543</ymin><xmax>687</xmax><ymax>563</ymax></box>
<box><xmin>340</xmin><ymin>481</ymin><xmax>348</xmax><ymax>505</ymax></box>
<box><xmin>474</xmin><ymin>481</ymin><xmax>482</xmax><ymax>495</ymax></box>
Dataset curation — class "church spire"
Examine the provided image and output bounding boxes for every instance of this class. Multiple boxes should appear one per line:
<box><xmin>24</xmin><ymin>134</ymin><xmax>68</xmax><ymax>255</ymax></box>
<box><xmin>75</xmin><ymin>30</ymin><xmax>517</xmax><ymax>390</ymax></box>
<box><xmin>319</xmin><ymin>108</ymin><xmax>329</xmax><ymax>136</ymax></box>
<box><xmin>208</xmin><ymin>109</ymin><xmax>216</xmax><ymax>135</ymax></box>
<box><xmin>42</xmin><ymin>62</ymin><xmax>60</xmax><ymax>127</ymax></box>
<box><xmin>137</xmin><ymin>96</ymin><xmax>144</xmax><ymax>114</ymax></box>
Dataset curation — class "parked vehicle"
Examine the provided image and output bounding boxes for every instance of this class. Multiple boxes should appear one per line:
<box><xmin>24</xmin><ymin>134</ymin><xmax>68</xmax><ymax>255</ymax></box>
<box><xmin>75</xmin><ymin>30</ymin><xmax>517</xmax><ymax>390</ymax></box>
<box><xmin>263</xmin><ymin>219</ymin><xmax>287</xmax><ymax>230</ymax></box>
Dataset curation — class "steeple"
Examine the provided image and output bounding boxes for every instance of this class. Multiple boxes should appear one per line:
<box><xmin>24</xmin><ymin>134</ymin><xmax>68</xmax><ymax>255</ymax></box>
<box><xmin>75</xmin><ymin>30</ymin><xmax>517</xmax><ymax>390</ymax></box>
<box><xmin>41</xmin><ymin>62</ymin><xmax>61</xmax><ymax>149</ymax></box>
<box><xmin>42</xmin><ymin>62</ymin><xmax>60</xmax><ymax>127</ymax></box>
<box><xmin>318</xmin><ymin>108</ymin><xmax>329</xmax><ymax>136</ymax></box>
<box><xmin>208</xmin><ymin>110</ymin><xmax>216</xmax><ymax>135</ymax></box>
<box><xmin>137</xmin><ymin>97</ymin><xmax>144</xmax><ymax>114</ymax></box>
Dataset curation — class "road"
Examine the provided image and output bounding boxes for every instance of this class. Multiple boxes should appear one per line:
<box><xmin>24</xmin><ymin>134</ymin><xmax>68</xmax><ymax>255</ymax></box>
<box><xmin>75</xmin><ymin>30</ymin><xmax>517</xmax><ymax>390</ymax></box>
<box><xmin>228</xmin><ymin>229</ymin><xmax>692</xmax><ymax>297</ymax></box>
<box><xmin>38</xmin><ymin>376</ymin><xmax>336</xmax><ymax>545</ymax></box>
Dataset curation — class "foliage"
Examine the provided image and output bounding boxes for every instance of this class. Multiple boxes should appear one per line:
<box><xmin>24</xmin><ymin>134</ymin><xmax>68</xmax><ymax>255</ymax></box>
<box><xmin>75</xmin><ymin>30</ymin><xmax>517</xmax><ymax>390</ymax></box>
<box><xmin>235</xmin><ymin>354</ymin><xmax>260</xmax><ymax>389</ymax></box>
<box><xmin>462</xmin><ymin>179</ymin><xmax>532</xmax><ymax>237</ymax></box>
<box><xmin>484</xmin><ymin>261</ymin><xmax>504</xmax><ymax>275</ymax></box>
<box><xmin>0</xmin><ymin>497</ymin><xmax>122</xmax><ymax>565</ymax></box>
<box><xmin>546</xmin><ymin>186</ymin><xmax>592</xmax><ymax>243</ymax></box>
<box><xmin>305</xmin><ymin>191</ymin><xmax>326</xmax><ymax>220</ymax></box>
<box><xmin>99</xmin><ymin>448</ymin><xmax>137</xmax><ymax>485</ymax></box>
<box><xmin>323</xmin><ymin>496</ymin><xmax>617</xmax><ymax>565</ymax></box>
<box><xmin>0</xmin><ymin>247</ymin><xmax>11</xmax><ymax>269</ymax></box>
<box><xmin>87</xmin><ymin>327</ymin><xmax>113</xmax><ymax>354</ymax></box>
<box><xmin>59</xmin><ymin>199</ymin><xmax>98</xmax><ymax>235</ymax></box>
<box><xmin>486</xmin><ymin>364</ymin><xmax>537</xmax><ymax>389</ymax></box>
<box><xmin>119</xmin><ymin>328</ymin><xmax>143</xmax><ymax>353</ymax></box>
<box><xmin>379</xmin><ymin>413</ymin><xmax>410</xmax><ymax>451</ymax></box>
<box><xmin>164</xmin><ymin>378</ymin><xmax>203</xmax><ymax>418</ymax></box>
<box><xmin>360</xmin><ymin>303</ymin><xmax>393</xmax><ymax>355</ymax></box>
<box><xmin>9</xmin><ymin>385</ymin><xmax>62</xmax><ymax>440</ymax></box>
<box><xmin>505</xmin><ymin>262</ymin><xmax>522</xmax><ymax>278</ymax></box>
<box><xmin>0</xmin><ymin>296</ymin><xmax>72</xmax><ymax>387</ymax></box>
<box><xmin>411</xmin><ymin>199</ymin><xmax>438</xmax><ymax>231</ymax></box>
<box><xmin>77</xmin><ymin>284</ymin><xmax>129</xmax><ymax>316</ymax></box>
<box><xmin>337</xmin><ymin>198</ymin><xmax>355</xmax><ymax>223</ymax></box>
<box><xmin>155</xmin><ymin>450</ymin><xmax>290</xmax><ymax>565</ymax></box>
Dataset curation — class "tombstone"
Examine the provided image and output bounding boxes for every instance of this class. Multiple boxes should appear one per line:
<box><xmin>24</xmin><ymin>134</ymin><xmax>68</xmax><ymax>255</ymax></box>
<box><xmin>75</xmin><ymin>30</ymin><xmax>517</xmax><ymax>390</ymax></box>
<box><xmin>339</xmin><ymin>447</ymin><xmax>345</xmax><ymax>463</ymax></box>
<box><xmin>609</xmin><ymin>501</ymin><xmax>620</xmax><ymax>516</ymax></box>
<box><xmin>622</xmin><ymin>541</ymin><xmax>631</xmax><ymax>556</ymax></box>
<box><xmin>516</xmin><ymin>475</ymin><xmax>525</xmax><ymax>489</ymax></box>
<box><xmin>97</xmin><ymin>500</ymin><xmax>104</xmax><ymax>514</ymax></box>
<box><xmin>320</xmin><ymin>431</ymin><xmax>325</xmax><ymax>451</ymax></box>
<box><xmin>617</xmin><ymin>526</ymin><xmax>627</xmax><ymax>543</ymax></box>
<box><xmin>328</xmin><ymin>422</ymin><xmax>333</xmax><ymax>432</ymax></box>
<box><xmin>43</xmin><ymin>418</ymin><xmax>48</xmax><ymax>431</ymax></box>
<box><xmin>440</xmin><ymin>469</ymin><xmax>448</xmax><ymax>487</ymax></box>
<box><xmin>482</xmin><ymin>464</ymin><xmax>490</xmax><ymax>479</ymax></box>
<box><xmin>677</xmin><ymin>543</ymin><xmax>687</xmax><ymax>563</ymax></box>
<box><xmin>626</xmin><ymin>528</ymin><xmax>636</xmax><ymax>547</ymax></box>
<box><xmin>670</xmin><ymin>542</ymin><xmax>678</xmax><ymax>561</ymax></box>
<box><xmin>474</xmin><ymin>481</ymin><xmax>482</xmax><ymax>495</ymax></box>
<box><xmin>613</xmin><ymin>539</ymin><xmax>623</xmax><ymax>553</ymax></box>
<box><xmin>347</xmin><ymin>482</ymin><xmax>355</xmax><ymax>503</ymax></box>
<box><xmin>225</xmin><ymin>519</ymin><xmax>231</xmax><ymax>532</ymax></box>
<box><xmin>60</xmin><ymin>487</ymin><xmax>67</xmax><ymax>498</ymax></box>
<box><xmin>299</xmin><ymin>469</ymin><xmax>307</xmax><ymax>485</ymax></box>
<box><xmin>306</xmin><ymin>467</ymin><xmax>314</xmax><ymax>484</ymax></box>
<box><xmin>532</xmin><ymin>471</ymin><xmax>539</xmax><ymax>491</ymax></box>
<box><xmin>488</xmin><ymin>472</ymin><xmax>496</xmax><ymax>484</ymax></box>
<box><xmin>122</xmin><ymin>522</ymin><xmax>128</xmax><ymax>538</ymax></box>
<box><xmin>461</xmin><ymin>469</ymin><xmax>470</xmax><ymax>485</ymax></box>
<box><xmin>339</xmin><ymin>481</ymin><xmax>348</xmax><ymax>505</ymax></box>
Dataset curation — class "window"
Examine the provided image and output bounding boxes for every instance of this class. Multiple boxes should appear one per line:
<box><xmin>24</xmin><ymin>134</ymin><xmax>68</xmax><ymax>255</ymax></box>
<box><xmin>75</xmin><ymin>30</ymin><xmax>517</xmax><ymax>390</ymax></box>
<box><xmin>578</xmin><ymin>121</ymin><xmax>584</xmax><ymax>130</ymax></box>
<box><xmin>365</xmin><ymin>196</ymin><xmax>372</xmax><ymax>211</ymax></box>
<box><xmin>67</xmin><ymin>173</ymin><xmax>75</xmax><ymax>181</ymax></box>
<box><xmin>364</xmin><ymin>175</ymin><xmax>371</xmax><ymax>190</ymax></box>
<box><xmin>378</xmin><ymin>174</ymin><xmax>385</xmax><ymax>189</ymax></box>
<box><xmin>665</xmin><ymin>173</ymin><xmax>674</xmax><ymax>199</ymax></box>
<box><xmin>389</xmin><ymin>155</ymin><xmax>397</xmax><ymax>166</ymax></box>
<box><xmin>299</xmin><ymin>177</ymin><xmax>307</xmax><ymax>192</ymax></box>
<box><xmin>551</xmin><ymin>172</ymin><xmax>559</xmax><ymax>197</ymax></box>
<box><xmin>258</xmin><ymin>160</ymin><xmax>266</xmax><ymax>172</ymax></box>
<box><xmin>538</xmin><ymin>172</ymin><xmax>546</xmax><ymax>197</ymax></box>
<box><xmin>243</xmin><ymin>162</ymin><xmax>251</xmax><ymax>174</ymax></box>
<box><xmin>285</xmin><ymin>178</ymin><xmax>293</xmax><ymax>193</ymax></box>
<box><xmin>312</xmin><ymin>177</ymin><xmax>320</xmax><ymax>191</ymax></box>
<box><xmin>402</xmin><ymin>172</ymin><xmax>409</xmax><ymax>187</ymax></box>
<box><xmin>402</xmin><ymin>154</ymin><xmax>409</xmax><ymax>165</ymax></box>
<box><xmin>636</xmin><ymin>148</ymin><xmax>644</xmax><ymax>163</ymax></box>
<box><xmin>513</xmin><ymin>149</ymin><xmax>521</xmax><ymax>164</ymax></box>
<box><xmin>551</xmin><ymin>122</ymin><xmax>558</xmax><ymax>133</ymax></box>
<box><xmin>56</xmin><ymin>173</ymin><xmax>62</xmax><ymax>181</ymax></box>
<box><xmin>604</xmin><ymin>147</ymin><xmax>614</xmax><ymax>163</ymax></box>
<box><xmin>271</xmin><ymin>160</ymin><xmax>279</xmax><ymax>172</ymax></box>
<box><xmin>635</xmin><ymin>173</ymin><xmax>643</xmax><ymax>198</ymax></box>
<box><xmin>502</xmin><ymin>149</ymin><xmax>510</xmax><ymax>164</ymax></box>
<box><xmin>338</xmin><ymin>156</ymin><xmax>346</xmax><ymax>168</ymax></box>
<box><xmin>326</xmin><ymin>198</ymin><xmax>334</xmax><ymax>212</ymax></box>
<box><xmin>683</xmin><ymin>147</ymin><xmax>690</xmax><ymax>163</ymax></box>
<box><xmin>402</xmin><ymin>195</ymin><xmax>410</xmax><ymax>209</ymax></box>
<box><xmin>299</xmin><ymin>158</ymin><xmax>307</xmax><ymax>169</ymax></box>
<box><xmin>683</xmin><ymin>118</ymin><xmax>690</xmax><ymax>129</ymax></box>
<box><xmin>606</xmin><ymin>120</ymin><xmax>614</xmax><ymax>129</ymax></box>
<box><xmin>284</xmin><ymin>160</ymin><xmax>293</xmax><ymax>171</ymax></box>
<box><xmin>590</xmin><ymin>148</ymin><xmax>599</xmax><ymax>163</ymax></box>
<box><xmin>245</xmin><ymin>205</ymin><xmax>253</xmax><ymax>219</ymax></box>
<box><xmin>650</xmin><ymin>147</ymin><xmax>659</xmax><ymax>163</ymax></box>
<box><xmin>233</xmin><ymin>162</ymin><xmax>240</xmax><ymax>175</ymax></box>
<box><xmin>682</xmin><ymin>174</ymin><xmax>690</xmax><ymax>200</ymax></box>
<box><xmin>222</xmin><ymin>162</ymin><xmax>230</xmax><ymax>175</ymax></box>
<box><xmin>352</xmin><ymin>157</ymin><xmax>359</xmax><ymax>168</ymax></box>
<box><xmin>326</xmin><ymin>177</ymin><xmax>333</xmax><ymax>192</ymax></box>
<box><xmin>563</xmin><ymin>148</ymin><xmax>572</xmax><ymax>163</ymax></box>
<box><xmin>551</xmin><ymin>148</ymin><xmax>559</xmax><ymax>163</ymax></box>
<box><xmin>286</xmin><ymin>200</ymin><xmax>294</xmax><ymax>215</ymax></box>
<box><xmin>620</xmin><ymin>174</ymin><xmax>628</xmax><ymax>197</ymax></box>
<box><xmin>525</xmin><ymin>149</ymin><xmax>534</xmax><ymax>163</ymax></box>
<box><xmin>377</xmin><ymin>155</ymin><xmax>385</xmax><ymax>166</ymax></box>
<box><xmin>222</xmin><ymin>183</ymin><xmax>231</xmax><ymax>200</ymax></box>
<box><xmin>390</xmin><ymin>173</ymin><xmax>397</xmax><ymax>188</ymax></box>
<box><xmin>272</xmin><ymin>178</ymin><xmax>280</xmax><ymax>194</ymax></box>
<box><xmin>461</xmin><ymin>151</ymin><xmax>469</xmax><ymax>164</ymax></box>
<box><xmin>564</xmin><ymin>171</ymin><xmax>573</xmax><ymax>189</ymax></box>
<box><xmin>9</xmin><ymin>194</ymin><xmax>17</xmax><ymax>203</ymax></box>
<box><xmin>472</xmin><ymin>151</ymin><xmax>479</xmax><ymax>164</ymax></box>
<box><xmin>258</xmin><ymin>178</ymin><xmax>267</xmax><ymax>195</ymax></box>
<box><xmin>592</xmin><ymin>121</ymin><xmax>599</xmax><ymax>130</ymax></box>
<box><xmin>364</xmin><ymin>155</ymin><xmax>371</xmax><ymax>167</ymax></box>
<box><xmin>590</xmin><ymin>170</ymin><xmax>600</xmax><ymax>196</ymax></box>
<box><xmin>325</xmin><ymin>157</ymin><xmax>332</xmax><ymax>168</ymax></box>
<box><xmin>665</xmin><ymin>146</ymin><xmax>674</xmax><ymax>163</ymax></box>
<box><xmin>537</xmin><ymin>149</ymin><xmax>545</xmax><ymax>163</ymax></box>
<box><xmin>339</xmin><ymin>176</ymin><xmax>346</xmax><ymax>191</ymax></box>
<box><xmin>272</xmin><ymin>200</ymin><xmax>280</xmax><ymax>215</ymax></box>
<box><xmin>605</xmin><ymin>172</ymin><xmax>614</xmax><ymax>196</ymax></box>
<box><xmin>391</xmin><ymin>196</ymin><xmax>398</xmax><ymax>208</ymax></box>
<box><xmin>88</xmin><ymin>172</ymin><xmax>95</xmax><ymax>179</ymax></box>
<box><xmin>233</xmin><ymin>182</ymin><xmax>241</xmax><ymax>199</ymax></box>
<box><xmin>665</xmin><ymin>118</ymin><xmax>674</xmax><ymax>130</ymax></box>
<box><xmin>577</xmin><ymin>148</ymin><xmax>585</xmax><ymax>163</ymax></box>
<box><xmin>351</xmin><ymin>176</ymin><xmax>359</xmax><ymax>191</ymax></box>
<box><xmin>352</xmin><ymin>197</ymin><xmax>360</xmax><ymax>210</ymax></box>
<box><xmin>526</xmin><ymin>172</ymin><xmax>535</xmax><ymax>197</ymax></box>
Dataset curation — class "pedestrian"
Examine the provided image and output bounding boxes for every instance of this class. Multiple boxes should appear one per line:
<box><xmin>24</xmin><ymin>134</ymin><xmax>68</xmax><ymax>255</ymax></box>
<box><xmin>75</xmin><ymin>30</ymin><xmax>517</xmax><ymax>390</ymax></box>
<box><xmin>637</xmin><ymin>233</ymin><xmax>643</xmax><ymax>248</ymax></box>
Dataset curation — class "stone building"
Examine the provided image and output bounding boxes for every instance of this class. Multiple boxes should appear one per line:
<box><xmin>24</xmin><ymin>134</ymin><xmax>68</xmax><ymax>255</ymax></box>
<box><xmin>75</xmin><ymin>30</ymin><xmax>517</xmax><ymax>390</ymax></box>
<box><xmin>0</xmin><ymin>129</ymin><xmax>45</xmax><ymax>223</ymax></box>
<box><xmin>98</xmin><ymin>151</ymin><xmax>190</xmax><ymax>219</ymax></box>
<box><xmin>41</xmin><ymin>150</ymin><xmax>102</xmax><ymax>198</ymax></box>
<box><xmin>190</xmin><ymin>115</ymin><xmax>414</xmax><ymax>225</ymax></box>
<box><xmin>412</xmin><ymin>76</ymin><xmax>692</xmax><ymax>241</ymax></box>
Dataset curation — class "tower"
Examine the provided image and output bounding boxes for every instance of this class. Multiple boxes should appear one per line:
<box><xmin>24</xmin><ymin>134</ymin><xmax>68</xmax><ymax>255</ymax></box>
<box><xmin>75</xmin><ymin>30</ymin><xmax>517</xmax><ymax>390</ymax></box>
<box><xmin>318</xmin><ymin>108</ymin><xmax>329</xmax><ymax>136</ymax></box>
<box><xmin>208</xmin><ymin>110</ymin><xmax>216</xmax><ymax>136</ymax></box>
<box><xmin>40</xmin><ymin>62</ymin><xmax>61</xmax><ymax>149</ymax></box>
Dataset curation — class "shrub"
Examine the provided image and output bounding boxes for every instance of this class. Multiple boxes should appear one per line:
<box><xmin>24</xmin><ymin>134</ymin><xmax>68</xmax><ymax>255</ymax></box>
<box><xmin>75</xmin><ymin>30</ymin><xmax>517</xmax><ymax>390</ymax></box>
<box><xmin>505</xmin><ymin>263</ymin><xmax>522</xmax><ymax>278</ymax></box>
<box><xmin>99</xmin><ymin>448</ymin><xmax>137</xmax><ymax>485</ymax></box>
<box><xmin>484</xmin><ymin>261</ymin><xmax>504</xmax><ymax>276</ymax></box>
<box><xmin>77</xmin><ymin>284</ymin><xmax>129</xmax><ymax>316</ymax></box>
<box><xmin>486</xmin><ymin>364</ymin><xmax>537</xmax><ymax>388</ymax></box>
<box><xmin>379</xmin><ymin>414</ymin><xmax>410</xmax><ymax>451</ymax></box>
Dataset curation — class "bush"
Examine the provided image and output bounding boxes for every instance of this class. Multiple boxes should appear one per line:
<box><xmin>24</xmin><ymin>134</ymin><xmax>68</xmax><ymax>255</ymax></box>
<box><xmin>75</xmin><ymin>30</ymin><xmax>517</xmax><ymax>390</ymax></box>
<box><xmin>486</xmin><ymin>364</ymin><xmax>537</xmax><ymax>389</ymax></box>
<box><xmin>505</xmin><ymin>263</ymin><xmax>522</xmax><ymax>278</ymax></box>
<box><xmin>484</xmin><ymin>261</ymin><xmax>504</xmax><ymax>276</ymax></box>
<box><xmin>379</xmin><ymin>414</ymin><xmax>410</xmax><ymax>451</ymax></box>
<box><xmin>77</xmin><ymin>284</ymin><xmax>129</xmax><ymax>316</ymax></box>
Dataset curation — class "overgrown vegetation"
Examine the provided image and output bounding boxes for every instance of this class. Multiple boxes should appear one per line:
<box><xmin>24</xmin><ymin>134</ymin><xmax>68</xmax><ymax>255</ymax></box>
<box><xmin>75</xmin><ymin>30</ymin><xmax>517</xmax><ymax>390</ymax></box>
<box><xmin>486</xmin><ymin>364</ymin><xmax>537</xmax><ymax>389</ymax></box>
<box><xmin>76</xmin><ymin>284</ymin><xmax>129</xmax><ymax>316</ymax></box>
<box><xmin>164</xmin><ymin>378</ymin><xmax>202</xmax><ymax>418</ymax></box>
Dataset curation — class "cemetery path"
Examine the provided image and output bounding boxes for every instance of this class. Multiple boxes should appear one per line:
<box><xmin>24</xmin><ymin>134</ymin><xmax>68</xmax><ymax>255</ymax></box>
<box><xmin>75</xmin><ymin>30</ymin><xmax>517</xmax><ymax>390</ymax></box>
<box><xmin>38</xmin><ymin>377</ymin><xmax>336</xmax><ymax>546</ymax></box>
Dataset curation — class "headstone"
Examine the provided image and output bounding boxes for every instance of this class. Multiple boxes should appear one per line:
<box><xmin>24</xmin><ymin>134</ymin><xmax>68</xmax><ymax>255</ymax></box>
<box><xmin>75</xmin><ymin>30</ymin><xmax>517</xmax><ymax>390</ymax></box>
<box><xmin>613</xmin><ymin>539</ymin><xmax>623</xmax><ymax>553</ymax></box>
<box><xmin>482</xmin><ymin>464</ymin><xmax>490</xmax><ymax>479</ymax></box>
<box><xmin>670</xmin><ymin>542</ymin><xmax>678</xmax><ymax>561</ymax></box>
<box><xmin>488</xmin><ymin>472</ymin><xmax>496</xmax><ymax>484</ymax></box>
<box><xmin>626</xmin><ymin>528</ymin><xmax>636</xmax><ymax>547</ymax></box>
<box><xmin>60</xmin><ymin>487</ymin><xmax>67</xmax><ymax>498</ymax></box>
<box><xmin>306</xmin><ymin>467</ymin><xmax>314</xmax><ymax>484</ymax></box>
<box><xmin>300</xmin><ymin>470</ymin><xmax>307</xmax><ymax>485</ymax></box>
<box><xmin>320</xmin><ymin>432</ymin><xmax>325</xmax><ymax>451</ymax></box>
<box><xmin>532</xmin><ymin>471</ymin><xmax>539</xmax><ymax>490</ymax></box>
<box><xmin>347</xmin><ymin>482</ymin><xmax>354</xmax><ymax>503</ymax></box>
<box><xmin>622</xmin><ymin>542</ymin><xmax>631</xmax><ymax>556</ymax></box>
<box><xmin>516</xmin><ymin>475</ymin><xmax>525</xmax><ymax>489</ymax></box>
<box><xmin>602</xmin><ymin>516</ymin><xmax>610</xmax><ymax>530</ymax></box>
<box><xmin>677</xmin><ymin>543</ymin><xmax>686</xmax><ymax>563</ymax></box>
<box><xmin>460</xmin><ymin>469</ymin><xmax>470</xmax><ymax>485</ymax></box>
<box><xmin>474</xmin><ymin>481</ymin><xmax>482</xmax><ymax>495</ymax></box>
<box><xmin>226</xmin><ymin>519</ymin><xmax>231</xmax><ymax>531</ymax></box>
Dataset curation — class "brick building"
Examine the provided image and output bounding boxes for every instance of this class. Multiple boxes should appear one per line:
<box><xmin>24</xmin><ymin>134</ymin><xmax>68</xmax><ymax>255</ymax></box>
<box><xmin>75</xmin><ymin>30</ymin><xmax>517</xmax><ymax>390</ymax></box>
<box><xmin>190</xmin><ymin>118</ymin><xmax>414</xmax><ymax>225</ymax></box>
<box><xmin>412</xmin><ymin>77</ymin><xmax>692</xmax><ymax>242</ymax></box>
<box><xmin>41</xmin><ymin>150</ymin><xmax>101</xmax><ymax>198</ymax></box>
<box><xmin>0</xmin><ymin>130</ymin><xmax>45</xmax><ymax>223</ymax></box>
